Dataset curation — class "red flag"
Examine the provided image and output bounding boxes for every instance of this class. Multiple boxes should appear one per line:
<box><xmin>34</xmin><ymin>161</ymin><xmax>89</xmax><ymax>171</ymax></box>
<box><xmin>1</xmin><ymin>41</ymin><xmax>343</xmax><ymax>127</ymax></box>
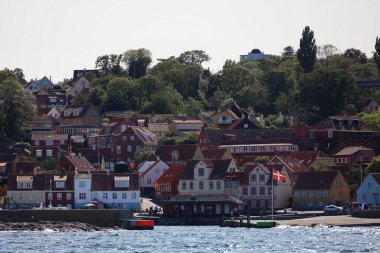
<box><xmin>273</xmin><ymin>169</ymin><xmax>286</xmax><ymax>182</ymax></box>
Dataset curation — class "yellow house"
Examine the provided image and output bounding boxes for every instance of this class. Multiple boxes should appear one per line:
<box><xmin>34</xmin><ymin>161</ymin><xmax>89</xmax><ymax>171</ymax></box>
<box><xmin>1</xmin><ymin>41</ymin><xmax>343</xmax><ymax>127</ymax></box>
<box><xmin>293</xmin><ymin>170</ymin><xmax>350</xmax><ymax>210</ymax></box>
<box><xmin>148</xmin><ymin>122</ymin><xmax>170</xmax><ymax>139</ymax></box>
<box><xmin>7</xmin><ymin>174</ymin><xmax>46</xmax><ymax>208</ymax></box>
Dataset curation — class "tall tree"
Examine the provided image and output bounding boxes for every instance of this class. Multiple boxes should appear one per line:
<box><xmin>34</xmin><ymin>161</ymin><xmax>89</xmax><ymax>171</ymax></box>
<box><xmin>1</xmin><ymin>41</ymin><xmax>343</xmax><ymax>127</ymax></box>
<box><xmin>95</xmin><ymin>54</ymin><xmax>123</xmax><ymax>76</ymax></box>
<box><xmin>123</xmin><ymin>48</ymin><xmax>152</xmax><ymax>79</ymax></box>
<box><xmin>344</xmin><ymin>48</ymin><xmax>368</xmax><ymax>64</ymax></box>
<box><xmin>317</xmin><ymin>44</ymin><xmax>339</xmax><ymax>60</ymax></box>
<box><xmin>297</xmin><ymin>26</ymin><xmax>317</xmax><ymax>73</ymax></box>
<box><xmin>0</xmin><ymin>75</ymin><xmax>34</xmax><ymax>139</ymax></box>
<box><xmin>374</xmin><ymin>36</ymin><xmax>380</xmax><ymax>74</ymax></box>
<box><xmin>178</xmin><ymin>50</ymin><xmax>210</xmax><ymax>65</ymax></box>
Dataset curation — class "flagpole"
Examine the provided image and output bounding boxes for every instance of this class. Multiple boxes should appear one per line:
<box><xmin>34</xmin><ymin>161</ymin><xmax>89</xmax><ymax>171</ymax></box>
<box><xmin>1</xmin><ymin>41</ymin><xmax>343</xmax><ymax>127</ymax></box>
<box><xmin>271</xmin><ymin>166</ymin><xmax>274</xmax><ymax>222</ymax></box>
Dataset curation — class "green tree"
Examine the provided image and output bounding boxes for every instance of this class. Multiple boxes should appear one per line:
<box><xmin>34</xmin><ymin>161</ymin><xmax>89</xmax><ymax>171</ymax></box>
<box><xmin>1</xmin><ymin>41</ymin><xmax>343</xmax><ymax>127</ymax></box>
<box><xmin>178</xmin><ymin>50</ymin><xmax>210</xmax><ymax>65</ymax></box>
<box><xmin>123</xmin><ymin>48</ymin><xmax>152</xmax><ymax>79</ymax></box>
<box><xmin>0</xmin><ymin>76</ymin><xmax>34</xmax><ymax>139</ymax></box>
<box><xmin>344</xmin><ymin>48</ymin><xmax>368</xmax><ymax>64</ymax></box>
<box><xmin>367</xmin><ymin>156</ymin><xmax>380</xmax><ymax>173</ymax></box>
<box><xmin>374</xmin><ymin>36</ymin><xmax>380</xmax><ymax>74</ymax></box>
<box><xmin>39</xmin><ymin>157</ymin><xmax>62</xmax><ymax>172</ymax></box>
<box><xmin>141</xmin><ymin>86</ymin><xmax>184</xmax><ymax>114</ymax></box>
<box><xmin>104</xmin><ymin>77</ymin><xmax>136</xmax><ymax>111</ymax></box>
<box><xmin>317</xmin><ymin>44</ymin><xmax>339</xmax><ymax>60</ymax></box>
<box><xmin>360</xmin><ymin>112</ymin><xmax>380</xmax><ymax>131</ymax></box>
<box><xmin>282</xmin><ymin>46</ymin><xmax>295</xmax><ymax>58</ymax></box>
<box><xmin>95</xmin><ymin>54</ymin><xmax>123</xmax><ymax>76</ymax></box>
<box><xmin>298</xmin><ymin>67</ymin><xmax>356</xmax><ymax>123</ymax></box>
<box><xmin>297</xmin><ymin>26</ymin><xmax>317</xmax><ymax>73</ymax></box>
<box><xmin>134</xmin><ymin>147</ymin><xmax>153</xmax><ymax>164</ymax></box>
<box><xmin>254</xmin><ymin>156</ymin><xmax>270</xmax><ymax>164</ymax></box>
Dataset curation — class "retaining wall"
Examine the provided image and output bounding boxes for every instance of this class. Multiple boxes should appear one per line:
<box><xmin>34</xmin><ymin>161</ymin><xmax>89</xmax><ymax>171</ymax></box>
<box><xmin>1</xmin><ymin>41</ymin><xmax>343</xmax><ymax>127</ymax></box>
<box><xmin>0</xmin><ymin>209</ymin><xmax>132</xmax><ymax>227</ymax></box>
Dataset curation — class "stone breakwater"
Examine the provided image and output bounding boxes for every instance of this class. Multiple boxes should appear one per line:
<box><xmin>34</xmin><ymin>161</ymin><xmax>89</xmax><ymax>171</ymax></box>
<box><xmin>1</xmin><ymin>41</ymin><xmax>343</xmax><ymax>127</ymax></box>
<box><xmin>0</xmin><ymin>221</ymin><xmax>117</xmax><ymax>232</ymax></box>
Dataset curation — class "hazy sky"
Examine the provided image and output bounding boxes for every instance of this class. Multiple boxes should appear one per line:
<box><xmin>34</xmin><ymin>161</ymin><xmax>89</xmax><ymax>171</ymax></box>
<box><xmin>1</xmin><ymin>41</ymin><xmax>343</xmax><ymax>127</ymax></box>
<box><xmin>0</xmin><ymin>0</ymin><xmax>379</xmax><ymax>82</ymax></box>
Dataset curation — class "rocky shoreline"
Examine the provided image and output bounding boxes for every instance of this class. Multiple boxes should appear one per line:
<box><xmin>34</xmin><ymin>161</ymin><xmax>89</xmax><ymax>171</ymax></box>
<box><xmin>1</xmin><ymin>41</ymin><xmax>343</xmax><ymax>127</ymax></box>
<box><xmin>0</xmin><ymin>221</ymin><xmax>117</xmax><ymax>232</ymax></box>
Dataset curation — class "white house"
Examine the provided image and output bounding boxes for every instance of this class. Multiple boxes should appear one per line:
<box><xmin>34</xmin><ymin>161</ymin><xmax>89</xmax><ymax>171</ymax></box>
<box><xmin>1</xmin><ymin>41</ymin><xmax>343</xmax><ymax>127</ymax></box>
<box><xmin>74</xmin><ymin>173</ymin><xmax>92</xmax><ymax>208</ymax></box>
<box><xmin>357</xmin><ymin>173</ymin><xmax>380</xmax><ymax>205</ymax></box>
<box><xmin>25</xmin><ymin>76</ymin><xmax>55</xmax><ymax>93</ymax></box>
<box><xmin>67</xmin><ymin>76</ymin><xmax>90</xmax><ymax>97</ymax></box>
<box><xmin>178</xmin><ymin>159</ymin><xmax>237</xmax><ymax>195</ymax></box>
<box><xmin>240</xmin><ymin>163</ymin><xmax>291</xmax><ymax>209</ymax></box>
<box><xmin>90</xmin><ymin>173</ymin><xmax>140</xmax><ymax>210</ymax></box>
<box><xmin>138</xmin><ymin>160</ymin><xmax>169</xmax><ymax>191</ymax></box>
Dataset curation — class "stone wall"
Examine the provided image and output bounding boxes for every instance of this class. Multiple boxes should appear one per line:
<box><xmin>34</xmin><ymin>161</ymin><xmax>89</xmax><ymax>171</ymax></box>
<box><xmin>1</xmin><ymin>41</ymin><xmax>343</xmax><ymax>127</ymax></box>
<box><xmin>0</xmin><ymin>209</ymin><xmax>132</xmax><ymax>227</ymax></box>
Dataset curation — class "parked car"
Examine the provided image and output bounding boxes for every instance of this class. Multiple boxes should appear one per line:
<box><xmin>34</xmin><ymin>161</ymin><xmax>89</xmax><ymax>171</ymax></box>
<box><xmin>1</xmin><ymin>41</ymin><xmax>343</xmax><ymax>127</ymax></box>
<box><xmin>323</xmin><ymin>205</ymin><xmax>343</xmax><ymax>214</ymax></box>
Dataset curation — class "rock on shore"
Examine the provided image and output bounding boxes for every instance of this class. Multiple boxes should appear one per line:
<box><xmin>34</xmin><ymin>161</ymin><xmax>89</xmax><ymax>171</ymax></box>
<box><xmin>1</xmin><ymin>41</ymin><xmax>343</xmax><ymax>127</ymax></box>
<box><xmin>0</xmin><ymin>221</ymin><xmax>116</xmax><ymax>232</ymax></box>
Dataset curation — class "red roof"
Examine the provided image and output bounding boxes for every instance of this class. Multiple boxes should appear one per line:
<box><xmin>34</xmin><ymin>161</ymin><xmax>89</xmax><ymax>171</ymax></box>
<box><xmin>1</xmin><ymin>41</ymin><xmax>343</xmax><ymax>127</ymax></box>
<box><xmin>156</xmin><ymin>165</ymin><xmax>184</xmax><ymax>185</ymax></box>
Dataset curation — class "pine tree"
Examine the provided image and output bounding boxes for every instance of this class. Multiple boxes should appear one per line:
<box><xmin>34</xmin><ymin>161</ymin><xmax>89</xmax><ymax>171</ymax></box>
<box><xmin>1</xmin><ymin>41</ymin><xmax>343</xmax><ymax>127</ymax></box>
<box><xmin>374</xmin><ymin>36</ymin><xmax>380</xmax><ymax>74</ymax></box>
<box><xmin>297</xmin><ymin>26</ymin><xmax>317</xmax><ymax>73</ymax></box>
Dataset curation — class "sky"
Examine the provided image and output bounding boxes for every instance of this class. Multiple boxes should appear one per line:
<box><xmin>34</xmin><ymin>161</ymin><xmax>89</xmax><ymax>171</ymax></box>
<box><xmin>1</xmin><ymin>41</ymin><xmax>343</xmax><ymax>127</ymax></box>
<box><xmin>0</xmin><ymin>0</ymin><xmax>379</xmax><ymax>83</ymax></box>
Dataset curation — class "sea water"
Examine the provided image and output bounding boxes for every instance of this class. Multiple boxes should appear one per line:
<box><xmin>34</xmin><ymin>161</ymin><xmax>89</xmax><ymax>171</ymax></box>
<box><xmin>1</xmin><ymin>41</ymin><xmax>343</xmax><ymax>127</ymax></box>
<box><xmin>1</xmin><ymin>225</ymin><xmax>379</xmax><ymax>252</ymax></box>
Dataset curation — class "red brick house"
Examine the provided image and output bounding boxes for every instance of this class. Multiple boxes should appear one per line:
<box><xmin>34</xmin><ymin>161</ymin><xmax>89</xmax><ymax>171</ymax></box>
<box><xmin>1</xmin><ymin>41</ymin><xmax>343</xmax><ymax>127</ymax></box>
<box><xmin>45</xmin><ymin>173</ymin><xmax>75</xmax><ymax>208</ymax></box>
<box><xmin>31</xmin><ymin>132</ymin><xmax>69</xmax><ymax>159</ymax></box>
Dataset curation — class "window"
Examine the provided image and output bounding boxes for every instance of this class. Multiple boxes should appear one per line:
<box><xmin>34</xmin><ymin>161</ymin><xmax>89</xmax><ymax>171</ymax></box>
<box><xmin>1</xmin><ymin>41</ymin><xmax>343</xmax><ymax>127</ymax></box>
<box><xmin>250</xmin><ymin>187</ymin><xmax>256</xmax><ymax>195</ymax></box>
<box><xmin>251</xmin><ymin>175</ymin><xmax>256</xmax><ymax>183</ymax></box>
<box><xmin>26</xmin><ymin>182</ymin><xmax>32</xmax><ymax>188</ymax></box>
<box><xmin>115</xmin><ymin>179</ymin><xmax>129</xmax><ymax>188</ymax></box>
<box><xmin>48</xmin><ymin>193</ymin><xmax>53</xmax><ymax>200</ymax></box>
<box><xmin>79</xmin><ymin>193</ymin><xmax>86</xmax><ymax>200</ymax></box>
<box><xmin>244</xmin><ymin>124</ymin><xmax>248</xmax><ymax>129</ymax></box>
<box><xmin>216</xmin><ymin>181</ymin><xmax>221</xmax><ymax>190</ymax></box>
<box><xmin>309</xmin><ymin>191</ymin><xmax>314</xmax><ymax>198</ymax></box>
<box><xmin>132</xmin><ymin>193</ymin><xmax>136</xmax><ymax>199</ymax></box>
<box><xmin>17</xmin><ymin>182</ymin><xmax>23</xmax><ymax>188</ymax></box>
<box><xmin>39</xmin><ymin>193</ymin><xmax>44</xmax><ymax>200</ymax></box>
<box><xmin>209</xmin><ymin>181</ymin><xmax>214</xmax><ymax>190</ymax></box>
<box><xmin>259</xmin><ymin>187</ymin><xmax>265</xmax><ymax>195</ymax></box>
<box><xmin>117</xmin><ymin>145</ymin><xmax>121</xmax><ymax>155</ymax></box>
<box><xmin>259</xmin><ymin>174</ymin><xmax>265</xmax><ymax>183</ymax></box>
<box><xmin>373</xmin><ymin>193</ymin><xmax>379</xmax><ymax>202</ymax></box>
<box><xmin>36</xmin><ymin>150</ymin><xmax>42</xmax><ymax>157</ymax></box>
<box><xmin>147</xmin><ymin>178</ymin><xmax>152</xmax><ymax>184</ymax></box>
<box><xmin>302</xmin><ymin>191</ymin><xmax>307</xmax><ymax>198</ymax></box>
<box><xmin>66</xmin><ymin>193</ymin><xmax>71</xmax><ymax>200</ymax></box>
<box><xmin>60</xmin><ymin>139</ymin><xmax>65</xmax><ymax>145</ymax></box>
<box><xmin>130</xmin><ymin>135</ymin><xmax>135</xmax><ymax>141</ymax></box>
<box><xmin>56</xmin><ymin>182</ymin><xmax>65</xmax><ymax>188</ymax></box>
<box><xmin>308</xmin><ymin>202</ymin><xmax>314</xmax><ymax>207</ymax></box>
<box><xmin>189</xmin><ymin>182</ymin><xmax>194</xmax><ymax>190</ymax></box>
<box><xmin>242</xmin><ymin>187</ymin><xmax>248</xmax><ymax>195</ymax></box>
<box><xmin>182</xmin><ymin>182</ymin><xmax>187</xmax><ymax>190</ymax></box>
<box><xmin>19</xmin><ymin>193</ymin><xmax>24</xmax><ymax>200</ymax></box>
<box><xmin>35</xmin><ymin>140</ymin><xmax>40</xmax><ymax>146</ymax></box>
<box><xmin>294</xmin><ymin>191</ymin><xmax>300</xmax><ymax>198</ymax></box>
<box><xmin>29</xmin><ymin>193</ymin><xmax>34</xmax><ymax>201</ymax></box>
<box><xmin>136</xmin><ymin>145</ymin><xmax>141</xmax><ymax>151</ymax></box>
<box><xmin>199</xmin><ymin>181</ymin><xmax>204</xmax><ymax>190</ymax></box>
<box><xmin>316</xmin><ymin>191</ymin><xmax>322</xmax><ymax>198</ymax></box>
<box><xmin>122</xmin><ymin>136</ymin><xmax>127</xmax><ymax>141</ymax></box>
<box><xmin>363</xmin><ymin>194</ymin><xmax>367</xmax><ymax>201</ymax></box>
<box><xmin>103</xmin><ymin>193</ymin><xmax>108</xmax><ymax>199</ymax></box>
<box><xmin>198</xmin><ymin>168</ymin><xmax>204</xmax><ymax>177</ymax></box>
<box><xmin>46</xmin><ymin>140</ymin><xmax>53</xmax><ymax>146</ymax></box>
<box><xmin>46</xmin><ymin>150</ymin><xmax>53</xmax><ymax>157</ymax></box>
<box><xmin>328</xmin><ymin>131</ymin><xmax>333</xmax><ymax>138</ymax></box>
<box><xmin>112</xmin><ymin>193</ymin><xmax>117</xmax><ymax>199</ymax></box>
<box><xmin>368</xmin><ymin>183</ymin><xmax>372</xmax><ymax>189</ymax></box>
<box><xmin>323</xmin><ymin>191</ymin><xmax>328</xmax><ymax>198</ymax></box>
<box><xmin>122</xmin><ymin>193</ymin><xmax>127</xmax><ymax>199</ymax></box>
<box><xmin>127</xmin><ymin>145</ymin><xmax>132</xmax><ymax>152</ymax></box>
<box><xmin>309</xmin><ymin>131</ymin><xmax>315</xmax><ymax>138</ymax></box>
<box><xmin>57</xmin><ymin>193</ymin><xmax>62</xmax><ymax>200</ymax></box>
<box><xmin>79</xmin><ymin>181</ymin><xmax>86</xmax><ymax>188</ymax></box>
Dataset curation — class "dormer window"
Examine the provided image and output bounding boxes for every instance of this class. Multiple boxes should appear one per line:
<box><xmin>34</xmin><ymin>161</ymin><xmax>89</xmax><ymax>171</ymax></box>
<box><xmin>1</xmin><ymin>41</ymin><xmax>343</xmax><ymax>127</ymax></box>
<box><xmin>17</xmin><ymin>176</ymin><xmax>33</xmax><ymax>189</ymax></box>
<box><xmin>171</xmin><ymin>150</ymin><xmax>179</xmax><ymax>162</ymax></box>
<box><xmin>115</xmin><ymin>176</ymin><xmax>129</xmax><ymax>188</ymax></box>
<box><xmin>198</xmin><ymin>167</ymin><xmax>205</xmax><ymax>177</ymax></box>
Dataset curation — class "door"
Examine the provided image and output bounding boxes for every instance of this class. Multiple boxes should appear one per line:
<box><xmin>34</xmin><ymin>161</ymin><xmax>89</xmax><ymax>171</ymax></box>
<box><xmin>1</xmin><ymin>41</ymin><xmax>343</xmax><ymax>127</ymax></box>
<box><xmin>216</xmin><ymin>204</ymin><xmax>221</xmax><ymax>215</ymax></box>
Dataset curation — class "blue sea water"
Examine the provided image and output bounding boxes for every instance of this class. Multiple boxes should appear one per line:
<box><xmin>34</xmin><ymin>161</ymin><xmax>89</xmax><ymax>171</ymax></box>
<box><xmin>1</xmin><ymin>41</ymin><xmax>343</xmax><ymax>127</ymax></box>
<box><xmin>1</xmin><ymin>225</ymin><xmax>380</xmax><ymax>253</ymax></box>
